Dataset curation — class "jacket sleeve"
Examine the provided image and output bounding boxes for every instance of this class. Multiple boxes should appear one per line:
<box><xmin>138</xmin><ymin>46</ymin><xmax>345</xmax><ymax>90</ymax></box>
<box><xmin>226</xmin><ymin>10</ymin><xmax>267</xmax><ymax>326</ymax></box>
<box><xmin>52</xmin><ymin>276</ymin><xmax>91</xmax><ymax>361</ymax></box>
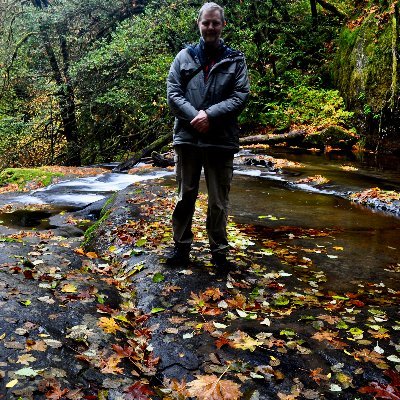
<box><xmin>167</xmin><ymin>50</ymin><xmax>199</xmax><ymax>122</ymax></box>
<box><xmin>205</xmin><ymin>58</ymin><xmax>250</xmax><ymax>119</ymax></box>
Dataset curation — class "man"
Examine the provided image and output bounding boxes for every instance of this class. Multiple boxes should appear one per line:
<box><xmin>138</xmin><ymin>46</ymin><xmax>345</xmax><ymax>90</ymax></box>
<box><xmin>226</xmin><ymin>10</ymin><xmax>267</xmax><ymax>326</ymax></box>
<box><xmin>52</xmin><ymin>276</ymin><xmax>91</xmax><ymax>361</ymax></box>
<box><xmin>166</xmin><ymin>2</ymin><xmax>250</xmax><ymax>271</ymax></box>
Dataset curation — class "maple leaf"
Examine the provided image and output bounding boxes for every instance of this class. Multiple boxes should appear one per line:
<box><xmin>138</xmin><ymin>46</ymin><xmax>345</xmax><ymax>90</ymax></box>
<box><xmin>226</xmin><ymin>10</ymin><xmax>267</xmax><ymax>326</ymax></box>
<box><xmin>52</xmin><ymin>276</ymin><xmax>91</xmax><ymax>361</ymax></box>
<box><xmin>353</xmin><ymin>349</ymin><xmax>389</xmax><ymax>369</ymax></box>
<box><xmin>16</xmin><ymin>353</ymin><xmax>36</xmax><ymax>365</ymax></box>
<box><xmin>188</xmin><ymin>291</ymin><xmax>211</xmax><ymax>309</ymax></box>
<box><xmin>311</xmin><ymin>330</ymin><xmax>338</xmax><ymax>342</ymax></box>
<box><xmin>38</xmin><ymin>378</ymin><xmax>69</xmax><ymax>400</ymax></box>
<box><xmin>100</xmin><ymin>354</ymin><xmax>124</xmax><ymax>374</ymax></box>
<box><xmin>46</xmin><ymin>387</ymin><xmax>70</xmax><ymax>400</ymax></box>
<box><xmin>124</xmin><ymin>382</ymin><xmax>155</xmax><ymax>400</ymax></box>
<box><xmin>98</xmin><ymin>317</ymin><xmax>121</xmax><ymax>334</ymax></box>
<box><xmin>226</xmin><ymin>294</ymin><xmax>247</xmax><ymax>309</ymax></box>
<box><xmin>369</xmin><ymin>330</ymin><xmax>391</xmax><ymax>339</ymax></box>
<box><xmin>309</xmin><ymin>368</ymin><xmax>329</xmax><ymax>384</ymax></box>
<box><xmin>112</xmin><ymin>344</ymin><xmax>139</xmax><ymax>360</ymax></box>
<box><xmin>162</xmin><ymin>284</ymin><xmax>182</xmax><ymax>296</ymax></box>
<box><xmin>187</xmin><ymin>374</ymin><xmax>242</xmax><ymax>400</ymax></box>
<box><xmin>215</xmin><ymin>335</ymin><xmax>231</xmax><ymax>349</ymax></box>
<box><xmin>228</xmin><ymin>330</ymin><xmax>263</xmax><ymax>351</ymax></box>
<box><xmin>163</xmin><ymin>378</ymin><xmax>190</xmax><ymax>399</ymax></box>
<box><xmin>204</xmin><ymin>287</ymin><xmax>224</xmax><ymax>301</ymax></box>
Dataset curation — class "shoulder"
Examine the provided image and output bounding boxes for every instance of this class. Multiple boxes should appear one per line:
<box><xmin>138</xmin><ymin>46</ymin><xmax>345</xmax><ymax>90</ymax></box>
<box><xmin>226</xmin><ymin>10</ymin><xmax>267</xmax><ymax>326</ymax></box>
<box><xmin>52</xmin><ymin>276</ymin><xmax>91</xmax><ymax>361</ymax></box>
<box><xmin>173</xmin><ymin>45</ymin><xmax>198</xmax><ymax>64</ymax></box>
<box><xmin>223</xmin><ymin>45</ymin><xmax>246</xmax><ymax>62</ymax></box>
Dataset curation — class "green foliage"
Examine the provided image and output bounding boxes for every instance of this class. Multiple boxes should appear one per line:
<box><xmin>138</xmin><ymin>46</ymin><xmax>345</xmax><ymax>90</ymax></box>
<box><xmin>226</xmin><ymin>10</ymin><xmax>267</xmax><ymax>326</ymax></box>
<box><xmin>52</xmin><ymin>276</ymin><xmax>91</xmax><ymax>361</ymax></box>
<box><xmin>242</xmin><ymin>71</ymin><xmax>353</xmax><ymax>131</ymax></box>
<box><xmin>0</xmin><ymin>168</ymin><xmax>63</xmax><ymax>189</ymax></box>
<box><xmin>0</xmin><ymin>0</ymin><xmax>360</xmax><ymax>166</ymax></box>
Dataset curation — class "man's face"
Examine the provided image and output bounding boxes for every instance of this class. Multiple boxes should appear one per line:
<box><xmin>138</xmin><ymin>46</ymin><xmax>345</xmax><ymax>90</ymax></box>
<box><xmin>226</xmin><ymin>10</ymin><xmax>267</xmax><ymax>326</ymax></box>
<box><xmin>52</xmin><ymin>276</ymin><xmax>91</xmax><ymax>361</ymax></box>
<box><xmin>198</xmin><ymin>9</ymin><xmax>224</xmax><ymax>47</ymax></box>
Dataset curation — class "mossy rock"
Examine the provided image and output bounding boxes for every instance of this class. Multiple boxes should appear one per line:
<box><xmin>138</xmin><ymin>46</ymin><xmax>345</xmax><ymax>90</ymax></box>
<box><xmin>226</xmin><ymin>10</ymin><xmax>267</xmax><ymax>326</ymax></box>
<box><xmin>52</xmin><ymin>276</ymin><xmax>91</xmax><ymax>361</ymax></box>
<box><xmin>304</xmin><ymin>126</ymin><xmax>358</xmax><ymax>148</ymax></box>
<box><xmin>0</xmin><ymin>168</ymin><xmax>63</xmax><ymax>189</ymax></box>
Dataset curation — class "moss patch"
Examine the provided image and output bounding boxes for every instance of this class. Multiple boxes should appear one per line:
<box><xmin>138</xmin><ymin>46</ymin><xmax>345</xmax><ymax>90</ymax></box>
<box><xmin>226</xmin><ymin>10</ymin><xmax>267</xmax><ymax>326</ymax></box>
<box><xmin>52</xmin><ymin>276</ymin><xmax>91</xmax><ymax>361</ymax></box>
<box><xmin>82</xmin><ymin>209</ymin><xmax>112</xmax><ymax>248</ymax></box>
<box><xmin>0</xmin><ymin>168</ymin><xmax>64</xmax><ymax>190</ymax></box>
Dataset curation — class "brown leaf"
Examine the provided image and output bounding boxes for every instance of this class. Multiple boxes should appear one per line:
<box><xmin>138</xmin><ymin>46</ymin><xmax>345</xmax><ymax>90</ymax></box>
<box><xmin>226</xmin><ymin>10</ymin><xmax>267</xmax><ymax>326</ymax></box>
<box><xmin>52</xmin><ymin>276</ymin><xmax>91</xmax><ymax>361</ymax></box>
<box><xmin>311</xmin><ymin>330</ymin><xmax>338</xmax><ymax>342</ymax></box>
<box><xmin>100</xmin><ymin>354</ymin><xmax>124</xmax><ymax>374</ymax></box>
<box><xmin>204</xmin><ymin>287</ymin><xmax>224</xmax><ymax>301</ymax></box>
<box><xmin>215</xmin><ymin>336</ymin><xmax>231</xmax><ymax>349</ymax></box>
<box><xmin>226</xmin><ymin>294</ymin><xmax>247</xmax><ymax>309</ymax></box>
<box><xmin>317</xmin><ymin>314</ymin><xmax>340</xmax><ymax>325</ymax></box>
<box><xmin>187</xmin><ymin>374</ymin><xmax>242</xmax><ymax>400</ymax></box>
<box><xmin>163</xmin><ymin>378</ymin><xmax>190</xmax><ymax>399</ymax></box>
<box><xmin>352</xmin><ymin>349</ymin><xmax>389</xmax><ymax>369</ymax></box>
<box><xmin>309</xmin><ymin>368</ymin><xmax>329</xmax><ymax>384</ymax></box>
<box><xmin>38</xmin><ymin>378</ymin><xmax>69</xmax><ymax>400</ymax></box>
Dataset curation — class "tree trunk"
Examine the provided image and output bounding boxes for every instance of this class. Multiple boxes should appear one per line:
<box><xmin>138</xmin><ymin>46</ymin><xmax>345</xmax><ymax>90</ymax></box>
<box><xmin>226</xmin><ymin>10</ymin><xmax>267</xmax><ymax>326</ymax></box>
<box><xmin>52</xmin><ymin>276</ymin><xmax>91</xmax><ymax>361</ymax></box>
<box><xmin>40</xmin><ymin>29</ymin><xmax>81</xmax><ymax>166</ymax></box>
<box><xmin>240</xmin><ymin>130</ymin><xmax>307</xmax><ymax>145</ymax></box>
<box><xmin>112</xmin><ymin>132</ymin><xmax>173</xmax><ymax>173</ymax></box>
<box><xmin>310</xmin><ymin>0</ymin><xmax>318</xmax><ymax>29</ymax></box>
<box><xmin>33</xmin><ymin>0</ymin><xmax>81</xmax><ymax>166</ymax></box>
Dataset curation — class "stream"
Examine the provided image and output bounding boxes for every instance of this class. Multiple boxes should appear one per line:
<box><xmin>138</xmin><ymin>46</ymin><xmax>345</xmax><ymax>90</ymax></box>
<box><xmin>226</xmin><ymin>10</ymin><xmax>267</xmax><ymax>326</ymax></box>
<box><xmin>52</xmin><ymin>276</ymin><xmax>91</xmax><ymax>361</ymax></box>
<box><xmin>0</xmin><ymin>150</ymin><xmax>399</xmax><ymax>294</ymax></box>
<box><xmin>229</xmin><ymin>148</ymin><xmax>400</xmax><ymax>293</ymax></box>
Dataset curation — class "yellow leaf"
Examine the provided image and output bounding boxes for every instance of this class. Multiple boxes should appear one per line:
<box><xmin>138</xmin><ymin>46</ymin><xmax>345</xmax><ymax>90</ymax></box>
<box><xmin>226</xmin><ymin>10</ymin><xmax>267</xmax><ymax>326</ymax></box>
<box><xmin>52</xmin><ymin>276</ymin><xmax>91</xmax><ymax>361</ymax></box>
<box><xmin>6</xmin><ymin>379</ymin><xmax>18</xmax><ymax>388</ymax></box>
<box><xmin>98</xmin><ymin>317</ymin><xmax>121</xmax><ymax>334</ymax></box>
<box><xmin>187</xmin><ymin>374</ymin><xmax>242</xmax><ymax>400</ymax></box>
<box><xmin>17</xmin><ymin>354</ymin><xmax>36</xmax><ymax>365</ymax></box>
<box><xmin>228</xmin><ymin>330</ymin><xmax>263</xmax><ymax>352</ymax></box>
<box><xmin>61</xmin><ymin>283</ymin><xmax>77</xmax><ymax>293</ymax></box>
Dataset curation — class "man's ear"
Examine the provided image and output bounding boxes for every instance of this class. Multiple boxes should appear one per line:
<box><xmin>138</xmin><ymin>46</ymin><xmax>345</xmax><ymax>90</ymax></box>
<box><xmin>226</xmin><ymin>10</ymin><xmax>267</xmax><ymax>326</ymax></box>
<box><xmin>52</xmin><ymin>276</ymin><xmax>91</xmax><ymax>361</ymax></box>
<box><xmin>224</xmin><ymin>20</ymin><xmax>227</xmax><ymax>27</ymax></box>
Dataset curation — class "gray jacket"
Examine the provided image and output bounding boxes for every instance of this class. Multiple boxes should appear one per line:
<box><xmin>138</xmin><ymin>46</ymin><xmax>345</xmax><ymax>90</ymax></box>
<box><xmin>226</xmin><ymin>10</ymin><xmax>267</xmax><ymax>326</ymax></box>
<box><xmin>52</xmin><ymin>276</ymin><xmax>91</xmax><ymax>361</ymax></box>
<box><xmin>167</xmin><ymin>40</ymin><xmax>250</xmax><ymax>152</ymax></box>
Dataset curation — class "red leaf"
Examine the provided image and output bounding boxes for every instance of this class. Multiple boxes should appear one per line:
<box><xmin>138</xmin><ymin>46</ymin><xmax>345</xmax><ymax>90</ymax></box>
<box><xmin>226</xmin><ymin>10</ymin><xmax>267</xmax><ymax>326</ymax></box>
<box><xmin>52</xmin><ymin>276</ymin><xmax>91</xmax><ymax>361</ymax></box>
<box><xmin>124</xmin><ymin>382</ymin><xmax>155</xmax><ymax>400</ymax></box>
<box><xmin>359</xmin><ymin>370</ymin><xmax>400</xmax><ymax>400</ymax></box>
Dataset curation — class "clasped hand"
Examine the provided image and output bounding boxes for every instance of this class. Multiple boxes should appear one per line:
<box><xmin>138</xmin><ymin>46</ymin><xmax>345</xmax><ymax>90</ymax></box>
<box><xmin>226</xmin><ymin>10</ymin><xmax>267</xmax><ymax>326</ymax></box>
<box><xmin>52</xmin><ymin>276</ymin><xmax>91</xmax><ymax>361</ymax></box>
<box><xmin>190</xmin><ymin>110</ymin><xmax>209</xmax><ymax>133</ymax></box>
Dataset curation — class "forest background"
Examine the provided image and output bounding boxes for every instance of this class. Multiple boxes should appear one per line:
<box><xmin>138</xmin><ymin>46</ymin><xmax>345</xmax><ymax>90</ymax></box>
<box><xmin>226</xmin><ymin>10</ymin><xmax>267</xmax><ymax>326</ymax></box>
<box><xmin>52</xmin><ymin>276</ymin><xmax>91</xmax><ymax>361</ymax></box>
<box><xmin>0</xmin><ymin>0</ymin><xmax>399</xmax><ymax>168</ymax></box>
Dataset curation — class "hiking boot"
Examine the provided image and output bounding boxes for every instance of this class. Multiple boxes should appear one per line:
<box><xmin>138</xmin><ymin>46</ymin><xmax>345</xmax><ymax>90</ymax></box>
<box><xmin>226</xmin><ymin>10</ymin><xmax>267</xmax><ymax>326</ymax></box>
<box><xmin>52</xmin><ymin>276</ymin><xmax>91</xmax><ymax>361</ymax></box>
<box><xmin>165</xmin><ymin>245</ymin><xmax>190</xmax><ymax>267</ymax></box>
<box><xmin>211</xmin><ymin>253</ymin><xmax>235</xmax><ymax>274</ymax></box>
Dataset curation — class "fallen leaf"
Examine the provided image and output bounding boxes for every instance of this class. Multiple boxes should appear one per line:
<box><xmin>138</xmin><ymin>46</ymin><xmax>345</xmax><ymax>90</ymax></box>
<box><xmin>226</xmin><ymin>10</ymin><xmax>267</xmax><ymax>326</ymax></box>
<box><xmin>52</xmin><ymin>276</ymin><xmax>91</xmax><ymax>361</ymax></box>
<box><xmin>6</xmin><ymin>379</ymin><xmax>18</xmax><ymax>388</ymax></box>
<box><xmin>16</xmin><ymin>354</ymin><xmax>36</xmax><ymax>365</ymax></box>
<box><xmin>187</xmin><ymin>374</ymin><xmax>242</xmax><ymax>400</ymax></box>
<box><xmin>61</xmin><ymin>284</ymin><xmax>77</xmax><ymax>293</ymax></box>
<box><xmin>100</xmin><ymin>355</ymin><xmax>124</xmax><ymax>374</ymax></box>
<box><xmin>228</xmin><ymin>331</ymin><xmax>263</xmax><ymax>351</ymax></box>
<box><xmin>98</xmin><ymin>317</ymin><xmax>121</xmax><ymax>334</ymax></box>
<box><xmin>15</xmin><ymin>367</ymin><xmax>40</xmax><ymax>377</ymax></box>
<box><xmin>124</xmin><ymin>381</ymin><xmax>155</xmax><ymax>400</ymax></box>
